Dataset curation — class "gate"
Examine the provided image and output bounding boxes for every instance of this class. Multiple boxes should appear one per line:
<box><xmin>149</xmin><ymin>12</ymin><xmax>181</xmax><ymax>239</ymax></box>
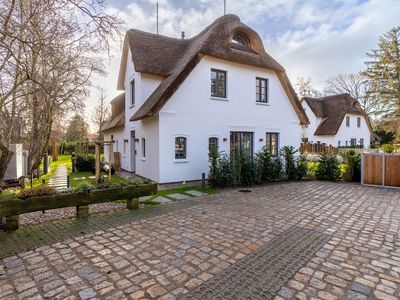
<box><xmin>361</xmin><ymin>153</ymin><xmax>400</xmax><ymax>188</ymax></box>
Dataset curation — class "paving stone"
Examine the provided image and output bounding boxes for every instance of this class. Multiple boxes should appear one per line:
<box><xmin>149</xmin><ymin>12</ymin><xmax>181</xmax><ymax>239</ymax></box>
<box><xmin>152</xmin><ymin>196</ymin><xmax>173</xmax><ymax>204</ymax></box>
<box><xmin>185</xmin><ymin>190</ymin><xmax>207</xmax><ymax>197</ymax></box>
<box><xmin>167</xmin><ymin>193</ymin><xmax>190</xmax><ymax>200</ymax></box>
<box><xmin>78</xmin><ymin>288</ymin><xmax>96</xmax><ymax>299</ymax></box>
<box><xmin>350</xmin><ymin>282</ymin><xmax>372</xmax><ymax>295</ymax></box>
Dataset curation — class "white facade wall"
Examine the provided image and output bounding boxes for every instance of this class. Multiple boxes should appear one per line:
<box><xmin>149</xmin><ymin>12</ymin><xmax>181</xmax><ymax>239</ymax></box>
<box><xmin>157</xmin><ymin>55</ymin><xmax>302</xmax><ymax>183</ymax></box>
<box><xmin>302</xmin><ymin>102</ymin><xmax>371</xmax><ymax>147</ymax></box>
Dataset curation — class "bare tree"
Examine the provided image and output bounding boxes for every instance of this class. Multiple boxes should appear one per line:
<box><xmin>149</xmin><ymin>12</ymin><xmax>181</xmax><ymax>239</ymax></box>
<box><xmin>91</xmin><ymin>88</ymin><xmax>110</xmax><ymax>140</ymax></box>
<box><xmin>324</xmin><ymin>73</ymin><xmax>381</xmax><ymax>115</ymax></box>
<box><xmin>295</xmin><ymin>77</ymin><xmax>321</xmax><ymax>98</ymax></box>
<box><xmin>0</xmin><ymin>0</ymin><xmax>122</xmax><ymax>183</ymax></box>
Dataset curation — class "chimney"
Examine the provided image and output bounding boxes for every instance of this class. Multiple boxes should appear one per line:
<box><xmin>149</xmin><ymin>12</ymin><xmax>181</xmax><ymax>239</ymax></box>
<box><xmin>181</xmin><ymin>31</ymin><xmax>185</xmax><ymax>39</ymax></box>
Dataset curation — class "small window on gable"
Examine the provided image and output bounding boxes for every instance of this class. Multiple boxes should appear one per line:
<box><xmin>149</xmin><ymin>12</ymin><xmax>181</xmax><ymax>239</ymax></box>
<box><xmin>346</xmin><ymin>116</ymin><xmax>350</xmax><ymax>127</ymax></box>
<box><xmin>357</xmin><ymin>117</ymin><xmax>361</xmax><ymax>128</ymax></box>
<box><xmin>130</xmin><ymin>80</ymin><xmax>135</xmax><ymax>106</ymax></box>
<box><xmin>141</xmin><ymin>138</ymin><xmax>146</xmax><ymax>158</ymax></box>
<box><xmin>256</xmin><ymin>77</ymin><xmax>268</xmax><ymax>103</ymax></box>
<box><xmin>231</xmin><ymin>33</ymin><xmax>249</xmax><ymax>47</ymax></box>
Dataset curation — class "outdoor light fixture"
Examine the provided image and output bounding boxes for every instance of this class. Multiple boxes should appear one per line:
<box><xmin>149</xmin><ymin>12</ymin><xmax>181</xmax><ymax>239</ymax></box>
<box><xmin>223</xmin><ymin>138</ymin><xmax>228</xmax><ymax>142</ymax></box>
<box><xmin>135</xmin><ymin>138</ymin><xmax>139</xmax><ymax>142</ymax></box>
<box><xmin>259</xmin><ymin>138</ymin><xmax>264</xmax><ymax>142</ymax></box>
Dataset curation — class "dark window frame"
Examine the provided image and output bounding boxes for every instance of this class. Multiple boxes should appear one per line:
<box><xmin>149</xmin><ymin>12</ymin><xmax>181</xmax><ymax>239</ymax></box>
<box><xmin>208</xmin><ymin>137</ymin><xmax>219</xmax><ymax>153</ymax></box>
<box><xmin>130</xmin><ymin>79</ymin><xmax>135</xmax><ymax>106</ymax></box>
<box><xmin>211</xmin><ymin>69</ymin><xmax>227</xmax><ymax>98</ymax></box>
<box><xmin>266</xmin><ymin>132</ymin><xmax>279</xmax><ymax>156</ymax></box>
<box><xmin>141</xmin><ymin>138</ymin><xmax>146</xmax><ymax>158</ymax></box>
<box><xmin>350</xmin><ymin>138</ymin><xmax>357</xmax><ymax>147</ymax></box>
<box><xmin>256</xmin><ymin>77</ymin><xmax>268</xmax><ymax>103</ymax></box>
<box><xmin>346</xmin><ymin>116</ymin><xmax>350</xmax><ymax>127</ymax></box>
<box><xmin>360</xmin><ymin>138</ymin><xmax>364</xmax><ymax>147</ymax></box>
<box><xmin>175</xmin><ymin>137</ymin><xmax>187</xmax><ymax>159</ymax></box>
<box><xmin>357</xmin><ymin>117</ymin><xmax>361</xmax><ymax>128</ymax></box>
<box><xmin>230</xmin><ymin>132</ymin><xmax>254</xmax><ymax>161</ymax></box>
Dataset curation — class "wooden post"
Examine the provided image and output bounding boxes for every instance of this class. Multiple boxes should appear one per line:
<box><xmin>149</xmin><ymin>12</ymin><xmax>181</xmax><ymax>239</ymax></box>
<box><xmin>127</xmin><ymin>198</ymin><xmax>139</xmax><ymax>210</ymax></box>
<box><xmin>4</xmin><ymin>215</ymin><xmax>19</xmax><ymax>231</ymax></box>
<box><xmin>95</xmin><ymin>144</ymin><xmax>100</xmax><ymax>183</ymax></box>
<box><xmin>108</xmin><ymin>143</ymin><xmax>112</xmax><ymax>182</ymax></box>
<box><xmin>76</xmin><ymin>205</ymin><xmax>89</xmax><ymax>217</ymax></box>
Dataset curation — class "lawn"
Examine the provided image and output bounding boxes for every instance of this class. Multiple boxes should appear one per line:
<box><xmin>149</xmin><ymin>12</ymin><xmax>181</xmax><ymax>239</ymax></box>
<box><xmin>32</xmin><ymin>154</ymin><xmax>72</xmax><ymax>187</ymax></box>
<box><xmin>69</xmin><ymin>171</ymin><xmax>128</xmax><ymax>189</ymax></box>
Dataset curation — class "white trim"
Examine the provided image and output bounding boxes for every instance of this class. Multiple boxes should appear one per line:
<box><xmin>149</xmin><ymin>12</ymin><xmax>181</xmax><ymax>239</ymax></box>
<box><xmin>210</xmin><ymin>97</ymin><xmax>229</xmax><ymax>101</ymax></box>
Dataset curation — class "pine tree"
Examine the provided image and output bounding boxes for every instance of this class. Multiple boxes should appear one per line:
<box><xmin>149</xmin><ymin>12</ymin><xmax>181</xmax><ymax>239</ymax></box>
<box><xmin>364</xmin><ymin>27</ymin><xmax>400</xmax><ymax>139</ymax></box>
<box><xmin>364</xmin><ymin>27</ymin><xmax>400</xmax><ymax>115</ymax></box>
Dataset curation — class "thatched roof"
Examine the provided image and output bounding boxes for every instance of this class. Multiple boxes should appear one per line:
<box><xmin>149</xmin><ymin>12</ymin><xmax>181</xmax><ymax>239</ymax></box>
<box><xmin>117</xmin><ymin>14</ymin><xmax>308</xmax><ymax>125</ymax></box>
<box><xmin>101</xmin><ymin>93</ymin><xmax>125</xmax><ymax>132</ymax></box>
<box><xmin>302</xmin><ymin>94</ymin><xmax>374</xmax><ymax>141</ymax></box>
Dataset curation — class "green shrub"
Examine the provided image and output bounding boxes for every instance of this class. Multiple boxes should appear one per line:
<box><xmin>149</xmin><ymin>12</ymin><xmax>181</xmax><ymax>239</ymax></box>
<box><xmin>295</xmin><ymin>155</ymin><xmax>308</xmax><ymax>180</ymax></box>
<box><xmin>381</xmin><ymin>144</ymin><xmax>394</xmax><ymax>153</ymax></box>
<box><xmin>315</xmin><ymin>153</ymin><xmax>341</xmax><ymax>181</ymax></box>
<box><xmin>256</xmin><ymin>147</ymin><xmax>273</xmax><ymax>182</ymax></box>
<box><xmin>281</xmin><ymin>146</ymin><xmax>297</xmax><ymax>180</ymax></box>
<box><xmin>75</xmin><ymin>154</ymin><xmax>95</xmax><ymax>172</ymax></box>
<box><xmin>63</xmin><ymin>141</ymin><xmax>77</xmax><ymax>154</ymax></box>
<box><xmin>74</xmin><ymin>182</ymin><xmax>95</xmax><ymax>192</ymax></box>
<box><xmin>343</xmin><ymin>150</ymin><xmax>361</xmax><ymax>182</ymax></box>
<box><xmin>19</xmin><ymin>185</ymin><xmax>56</xmax><ymax>199</ymax></box>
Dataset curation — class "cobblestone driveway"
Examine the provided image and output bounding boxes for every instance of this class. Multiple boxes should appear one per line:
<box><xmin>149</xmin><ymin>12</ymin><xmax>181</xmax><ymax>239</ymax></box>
<box><xmin>1</xmin><ymin>181</ymin><xmax>400</xmax><ymax>299</ymax></box>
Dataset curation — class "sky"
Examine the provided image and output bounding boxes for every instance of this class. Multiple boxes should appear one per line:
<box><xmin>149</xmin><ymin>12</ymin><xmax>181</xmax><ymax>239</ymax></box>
<box><xmin>86</xmin><ymin>0</ymin><xmax>400</xmax><ymax>127</ymax></box>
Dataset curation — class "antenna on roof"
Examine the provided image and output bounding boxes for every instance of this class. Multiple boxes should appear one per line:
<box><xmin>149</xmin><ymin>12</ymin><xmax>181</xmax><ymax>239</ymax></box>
<box><xmin>224</xmin><ymin>0</ymin><xmax>226</xmax><ymax>15</ymax></box>
<box><xmin>156</xmin><ymin>1</ymin><xmax>159</xmax><ymax>35</ymax></box>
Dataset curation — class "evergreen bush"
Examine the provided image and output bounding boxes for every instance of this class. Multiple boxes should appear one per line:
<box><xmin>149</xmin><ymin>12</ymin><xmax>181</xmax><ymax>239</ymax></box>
<box><xmin>315</xmin><ymin>153</ymin><xmax>341</xmax><ymax>181</ymax></box>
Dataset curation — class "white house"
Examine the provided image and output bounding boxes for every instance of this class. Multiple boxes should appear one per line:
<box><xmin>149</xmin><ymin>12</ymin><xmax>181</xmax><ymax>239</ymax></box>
<box><xmin>301</xmin><ymin>94</ymin><xmax>374</xmax><ymax>148</ymax></box>
<box><xmin>102</xmin><ymin>14</ymin><xmax>309</xmax><ymax>183</ymax></box>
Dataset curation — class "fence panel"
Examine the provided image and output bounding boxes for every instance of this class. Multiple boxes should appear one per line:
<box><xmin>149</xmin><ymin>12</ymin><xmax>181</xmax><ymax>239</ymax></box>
<box><xmin>362</xmin><ymin>153</ymin><xmax>400</xmax><ymax>188</ymax></box>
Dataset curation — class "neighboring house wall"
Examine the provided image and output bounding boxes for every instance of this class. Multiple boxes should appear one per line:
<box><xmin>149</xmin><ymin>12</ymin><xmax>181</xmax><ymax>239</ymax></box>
<box><xmin>157</xmin><ymin>55</ymin><xmax>302</xmax><ymax>183</ymax></box>
<box><xmin>302</xmin><ymin>100</ymin><xmax>371</xmax><ymax>147</ymax></box>
<box><xmin>4</xmin><ymin>144</ymin><xmax>23</xmax><ymax>179</ymax></box>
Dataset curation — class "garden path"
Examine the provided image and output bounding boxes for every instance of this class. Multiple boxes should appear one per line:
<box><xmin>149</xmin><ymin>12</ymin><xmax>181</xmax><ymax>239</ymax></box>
<box><xmin>47</xmin><ymin>164</ymin><xmax>68</xmax><ymax>189</ymax></box>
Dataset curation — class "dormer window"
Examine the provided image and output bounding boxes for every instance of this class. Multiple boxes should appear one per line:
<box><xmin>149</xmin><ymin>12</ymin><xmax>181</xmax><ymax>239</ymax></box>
<box><xmin>231</xmin><ymin>33</ymin><xmax>249</xmax><ymax>47</ymax></box>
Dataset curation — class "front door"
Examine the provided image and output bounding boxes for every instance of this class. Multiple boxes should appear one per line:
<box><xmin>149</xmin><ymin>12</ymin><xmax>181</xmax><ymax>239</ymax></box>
<box><xmin>130</xmin><ymin>131</ymin><xmax>136</xmax><ymax>172</ymax></box>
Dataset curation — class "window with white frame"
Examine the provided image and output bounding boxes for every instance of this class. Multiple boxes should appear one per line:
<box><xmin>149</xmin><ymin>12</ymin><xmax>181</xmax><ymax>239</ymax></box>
<box><xmin>175</xmin><ymin>137</ymin><xmax>187</xmax><ymax>159</ymax></box>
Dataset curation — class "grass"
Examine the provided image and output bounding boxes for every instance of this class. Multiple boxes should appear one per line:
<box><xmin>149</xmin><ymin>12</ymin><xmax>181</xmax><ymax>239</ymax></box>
<box><xmin>32</xmin><ymin>154</ymin><xmax>72</xmax><ymax>187</ymax></box>
<box><xmin>141</xmin><ymin>185</ymin><xmax>217</xmax><ymax>204</ymax></box>
<box><xmin>69</xmin><ymin>171</ymin><xmax>128</xmax><ymax>188</ymax></box>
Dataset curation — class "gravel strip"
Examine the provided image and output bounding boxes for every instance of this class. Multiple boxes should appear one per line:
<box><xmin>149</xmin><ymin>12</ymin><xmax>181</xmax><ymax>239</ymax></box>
<box><xmin>19</xmin><ymin>202</ymin><xmax>127</xmax><ymax>226</ymax></box>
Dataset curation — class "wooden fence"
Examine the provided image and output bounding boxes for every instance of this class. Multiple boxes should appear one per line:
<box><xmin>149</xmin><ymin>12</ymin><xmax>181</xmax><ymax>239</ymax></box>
<box><xmin>361</xmin><ymin>153</ymin><xmax>400</xmax><ymax>188</ymax></box>
<box><xmin>300</xmin><ymin>142</ymin><xmax>338</xmax><ymax>154</ymax></box>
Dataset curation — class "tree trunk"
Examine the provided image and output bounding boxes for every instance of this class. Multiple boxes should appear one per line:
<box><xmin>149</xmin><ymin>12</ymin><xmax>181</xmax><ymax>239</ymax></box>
<box><xmin>0</xmin><ymin>144</ymin><xmax>13</xmax><ymax>191</ymax></box>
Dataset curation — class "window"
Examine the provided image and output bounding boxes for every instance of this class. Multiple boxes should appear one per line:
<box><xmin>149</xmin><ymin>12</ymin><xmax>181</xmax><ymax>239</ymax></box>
<box><xmin>346</xmin><ymin>116</ymin><xmax>350</xmax><ymax>127</ymax></box>
<box><xmin>338</xmin><ymin>141</ymin><xmax>341</xmax><ymax>147</ymax></box>
<box><xmin>345</xmin><ymin>141</ymin><xmax>348</xmax><ymax>147</ymax></box>
<box><xmin>230</xmin><ymin>132</ymin><xmax>253</xmax><ymax>161</ymax></box>
<box><xmin>209</xmin><ymin>137</ymin><xmax>219</xmax><ymax>153</ymax></box>
<box><xmin>175</xmin><ymin>137</ymin><xmax>187</xmax><ymax>159</ymax></box>
<box><xmin>360</xmin><ymin>138</ymin><xmax>364</xmax><ymax>147</ymax></box>
<box><xmin>141</xmin><ymin>138</ymin><xmax>146</xmax><ymax>158</ymax></box>
<box><xmin>123</xmin><ymin>140</ymin><xmax>128</xmax><ymax>155</ymax></box>
<box><xmin>130</xmin><ymin>80</ymin><xmax>135</xmax><ymax>106</ymax></box>
<box><xmin>350</xmin><ymin>138</ymin><xmax>357</xmax><ymax>147</ymax></box>
<box><xmin>357</xmin><ymin>117</ymin><xmax>361</xmax><ymax>128</ymax></box>
<box><xmin>211</xmin><ymin>69</ymin><xmax>226</xmax><ymax>98</ymax></box>
<box><xmin>266</xmin><ymin>133</ymin><xmax>279</xmax><ymax>156</ymax></box>
<box><xmin>256</xmin><ymin>77</ymin><xmax>268</xmax><ymax>103</ymax></box>
<box><xmin>231</xmin><ymin>33</ymin><xmax>249</xmax><ymax>47</ymax></box>
<box><xmin>116</xmin><ymin>140</ymin><xmax>119</xmax><ymax>152</ymax></box>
